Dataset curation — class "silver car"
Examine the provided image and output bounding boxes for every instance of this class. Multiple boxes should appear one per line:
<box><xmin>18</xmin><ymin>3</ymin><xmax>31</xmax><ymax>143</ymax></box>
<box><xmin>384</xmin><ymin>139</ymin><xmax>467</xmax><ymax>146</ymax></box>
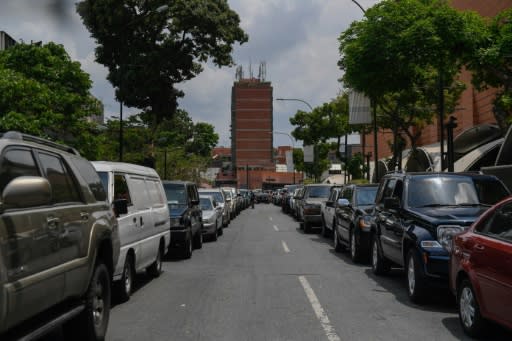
<box><xmin>199</xmin><ymin>188</ymin><xmax>230</xmax><ymax>227</ymax></box>
<box><xmin>199</xmin><ymin>195</ymin><xmax>223</xmax><ymax>241</ymax></box>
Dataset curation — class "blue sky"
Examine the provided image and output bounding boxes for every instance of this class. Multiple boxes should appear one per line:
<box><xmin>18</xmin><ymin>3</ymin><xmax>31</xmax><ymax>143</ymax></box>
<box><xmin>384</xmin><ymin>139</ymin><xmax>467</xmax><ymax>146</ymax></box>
<box><xmin>0</xmin><ymin>0</ymin><xmax>378</xmax><ymax>147</ymax></box>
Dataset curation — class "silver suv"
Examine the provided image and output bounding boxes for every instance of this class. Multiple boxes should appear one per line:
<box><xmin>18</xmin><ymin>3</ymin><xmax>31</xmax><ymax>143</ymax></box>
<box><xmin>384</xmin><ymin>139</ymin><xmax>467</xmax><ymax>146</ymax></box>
<box><xmin>0</xmin><ymin>131</ymin><xmax>120</xmax><ymax>340</ymax></box>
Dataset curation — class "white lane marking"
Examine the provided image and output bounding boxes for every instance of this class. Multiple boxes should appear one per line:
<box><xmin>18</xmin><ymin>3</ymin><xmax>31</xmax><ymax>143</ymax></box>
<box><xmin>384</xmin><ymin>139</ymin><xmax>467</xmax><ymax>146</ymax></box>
<box><xmin>298</xmin><ymin>276</ymin><xmax>341</xmax><ymax>341</ymax></box>
<box><xmin>273</xmin><ymin>225</ymin><xmax>279</xmax><ymax>232</ymax></box>
<box><xmin>269</xmin><ymin>216</ymin><xmax>273</xmax><ymax>221</ymax></box>
<box><xmin>282</xmin><ymin>240</ymin><xmax>290</xmax><ymax>253</ymax></box>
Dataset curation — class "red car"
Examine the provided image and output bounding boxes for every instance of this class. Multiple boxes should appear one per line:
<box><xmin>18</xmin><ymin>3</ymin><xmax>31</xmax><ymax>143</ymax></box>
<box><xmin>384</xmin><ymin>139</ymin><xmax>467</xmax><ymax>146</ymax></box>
<box><xmin>449</xmin><ymin>196</ymin><xmax>512</xmax><ymax>337</ymax></box>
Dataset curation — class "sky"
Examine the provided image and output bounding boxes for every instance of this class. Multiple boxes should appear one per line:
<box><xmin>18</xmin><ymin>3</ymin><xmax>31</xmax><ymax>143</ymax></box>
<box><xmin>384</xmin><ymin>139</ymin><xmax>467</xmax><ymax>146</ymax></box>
<box><xmin>0</xmin><ymin>0</ymin><xmax>379</xmax><ymax>148</ymax></box>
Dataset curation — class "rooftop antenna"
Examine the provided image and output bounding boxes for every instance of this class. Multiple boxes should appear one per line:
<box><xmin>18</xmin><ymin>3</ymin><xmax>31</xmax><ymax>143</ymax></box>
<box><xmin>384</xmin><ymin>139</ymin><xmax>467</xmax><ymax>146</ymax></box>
<box><xmin>235</xmin><ymin>65</ymin><xmax>243</xmax><ymax>81</ymax></box>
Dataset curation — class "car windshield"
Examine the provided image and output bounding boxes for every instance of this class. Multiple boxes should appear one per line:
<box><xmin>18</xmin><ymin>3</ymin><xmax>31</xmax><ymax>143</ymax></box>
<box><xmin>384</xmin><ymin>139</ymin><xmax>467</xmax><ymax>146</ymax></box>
<box><xmin>356</xmin><ymin>187</ymin><xmax>378</xmax><ymax>206</ymax></box>
<box><xmin>164</xmin><ymin>184</ymin><xmax>187</xmax><ymax>205</ymax></box>
<box><xmin>201</xmin><ymin>191</ymin><xmax>224</xmax><ymax>203</ymax></box>
<box><xmin>307</xmin><ymin>186</ymin><xmax>331</xmax><ymax>198</ymax></box>
<box><xmin>407</xmin><ymin>176</ymin><xmax>509</xmax><ymax>208</ymax></box>
<box><xmin>199</xmin><ymin>197</ymin><xmax>213</xmax><ymax>210</ymax></box>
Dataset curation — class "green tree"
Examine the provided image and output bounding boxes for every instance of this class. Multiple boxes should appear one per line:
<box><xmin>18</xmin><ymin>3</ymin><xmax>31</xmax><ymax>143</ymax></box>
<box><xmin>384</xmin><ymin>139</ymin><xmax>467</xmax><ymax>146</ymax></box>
<box><xmin>76</xmin><ymin>0</ymin><xmax>248</xmax><ymax>129</ymax></box>
<box><xmin>289</xmin><ymin>94</ymin><xmax>354</xmax><ymax>182</ymax></box>
<box><xmin>0</xmin><ymin>42</ymin><xmax>102</xmax><ymax>159</ymax></box>
<box><xmin>468</xmin><ymin>8</ymin><xmax>512</xmax><ymax>132</ymax></box>
<box><xmin>339</xmin><ymin>0</ymin><xmax>486</xmax><ymax>151</ymax></box>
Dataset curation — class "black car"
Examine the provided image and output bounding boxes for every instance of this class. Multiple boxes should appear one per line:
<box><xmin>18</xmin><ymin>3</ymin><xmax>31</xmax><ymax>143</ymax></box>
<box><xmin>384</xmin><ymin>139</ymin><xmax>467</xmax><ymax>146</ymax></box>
<box><xmin>370</xmin><ymin>171</ymin><xmax>510</xmax><ymax>303</ymax></box>
<box><xmin>163</xmin><ymin>180</ymin><xmax>203</xmax><ymax>258</ymax></box>
<box><xmin>333</xmin><ymin>184</ymin><xmax>378</xmax><ymax>263</ymax></box>
<box><xmin>281</xmin><ymin>184</ymin><xmax>300</xmax><ymax>214</ymax></box>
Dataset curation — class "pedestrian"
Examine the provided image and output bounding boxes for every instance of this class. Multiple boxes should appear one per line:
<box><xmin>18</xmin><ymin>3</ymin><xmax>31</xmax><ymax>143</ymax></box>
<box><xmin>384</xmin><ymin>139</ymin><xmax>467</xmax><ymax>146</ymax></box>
<box><xmin>250</xmin><ymin>191</ymin><xmax>255</xmax><ymax>209</ymax></box>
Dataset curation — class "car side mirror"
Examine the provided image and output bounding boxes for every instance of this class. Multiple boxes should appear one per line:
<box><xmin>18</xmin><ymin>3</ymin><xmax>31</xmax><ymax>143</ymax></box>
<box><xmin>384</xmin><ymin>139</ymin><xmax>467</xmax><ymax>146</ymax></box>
<box><xmin>337</xmin><ymin>198</ymin><xmax>350</xmax><ymax>207</ymax></box>
<box><xmin>2</xmin><ymin>176</ymin><xmax>51</xmax><ymax>209</ymax></box>
<box><xmin>113</xmin><ymin>198</ymin><xmax>128</xmax><ymax>217</ymax></box>
<box><xmin>383</xmin><ymin>197</ymin><xmax>400</xmax><ymax>210</ymax></box>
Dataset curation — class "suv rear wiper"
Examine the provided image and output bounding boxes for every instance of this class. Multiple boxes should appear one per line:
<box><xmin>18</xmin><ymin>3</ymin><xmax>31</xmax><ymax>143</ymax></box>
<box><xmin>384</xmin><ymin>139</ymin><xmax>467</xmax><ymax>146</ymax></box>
<box><xmin>416</xmin><ymin>204</ymin><xmax>447</xmax><ymax>208</ymax></box>
<box><xmin>454</xmin><ymin>203</ymin><xmax>490</xmax><ymax>207</ymax></box>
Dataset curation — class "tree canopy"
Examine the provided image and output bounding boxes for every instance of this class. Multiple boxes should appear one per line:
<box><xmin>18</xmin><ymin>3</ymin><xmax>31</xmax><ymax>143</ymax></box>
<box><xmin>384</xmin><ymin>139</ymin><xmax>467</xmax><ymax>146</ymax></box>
<box><xmin>76</xmin><ymin>0</ymin><xmax>248</xmax><ymax>127</ymax></box>
<box><xmin>0</xmin><ymin>42</ymin><xmax>102</xmax><ymax>159</ymax></box>
<box><xmin>289</xmin><ymin>94</ymin><xmax>354</xmax><ymax>181</ymax></box>
<box><xmin>468</xmin><ymin>8</ymin><xmax>512</xmax><ymax>132</ymax></box>
<box><xmin>338</xmin><ymin>0</ymin><xmax>487</xmax><ymax>152</ymax></box>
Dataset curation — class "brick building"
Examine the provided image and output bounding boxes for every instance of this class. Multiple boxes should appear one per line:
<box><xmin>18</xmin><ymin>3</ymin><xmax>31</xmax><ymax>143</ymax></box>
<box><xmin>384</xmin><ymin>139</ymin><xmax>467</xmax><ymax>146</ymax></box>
<box><xmin>363</xmin><ymin>0</ymin><xmax>512</xmax><ymax>176</ymax></box>
<box><xmin>231</xmin><ymin>77</ymin><xmax>274</xmax><ymax>170</ymax></box>
<box><xmin>214</xmin><ymin>72</ymin><xmax>299</xmax><ymax>189</ymax></box>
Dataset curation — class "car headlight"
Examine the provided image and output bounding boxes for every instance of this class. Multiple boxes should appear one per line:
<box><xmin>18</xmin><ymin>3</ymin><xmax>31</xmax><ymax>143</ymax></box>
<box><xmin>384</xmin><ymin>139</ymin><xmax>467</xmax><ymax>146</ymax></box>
<box><xmin>170</xmin><ymin>217</ymin><xmax>182</xmax><ymax>227</ymax></box>
<box><xmin>202</xmin><ymin>216</ymin><xmax>213</xmax><ymax>224</ymax></box>
<box><xmin>436</xmin><ymin>225</ymin><xmax>464</xmax><ymax>252</ymax></box>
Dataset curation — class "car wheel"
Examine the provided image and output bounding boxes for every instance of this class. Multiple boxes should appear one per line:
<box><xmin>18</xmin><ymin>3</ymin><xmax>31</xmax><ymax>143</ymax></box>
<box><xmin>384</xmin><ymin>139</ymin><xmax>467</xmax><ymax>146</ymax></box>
<box><xmin>334</xmin><ymin>229</ymin><xmax>343</xmax><ymax>253</ymax></box>
<box><xmin>350</xmin><ymin>230</ymin><xmax>362</xmax><ymax>263</ymax></box>
<box><xmin>64</xmin><ymin>262</ymin><xmax>111</xmax><ymax>341</ymax></box>
<box><xmin>193</xmin><ymin>227</ymin><xmax>203</xmax><ymax>249</ymax></box>
<box><xmin>117</xmin><ymin>254</ymin><xmax>133</xmax><ymax>302</ymax></box>
<box><xmin>304</xmin><ymin>221</ymin><xmax>311</xmax><ymax>234</ymax></box>
<box><xmin>182</xmin><ymin>230</ymin><xmax>193</xmax><ymax>259</ymax></box>
<box><xmin>458</xmin><ymin>278</ymin><xmax>487</xmax><ymax>337</ymax></box>
<box><xmin>147</xmin><ymin>244</ymin><xmax>163</xmax><ymax>278</ymax></box>
<box><xmin>406</xmin><ymin>249</ymin><xmax>427</xmax><ymax>303</ymax></box>
<box><xmin>321</xmin><ymin>216</ymin><xmax>328</xmax><ymax>237</ymax></box>
<box><xmin>212</xmin><ymin>222</ymin><xmax>218</xmax><ymax>241</ymax></box>
<box><xmin>371</xmin><ymin>234</ymin><xmax>390</xmax><ymax>275</ymax></box>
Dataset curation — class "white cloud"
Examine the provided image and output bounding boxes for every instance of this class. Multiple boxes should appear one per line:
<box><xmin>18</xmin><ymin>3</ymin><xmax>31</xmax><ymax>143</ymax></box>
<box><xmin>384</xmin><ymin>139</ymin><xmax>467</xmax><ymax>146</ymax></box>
<box><xmin>1</xmin><ymin>0</ymin><xmax>380</xmax><ymax>148</ymax></box>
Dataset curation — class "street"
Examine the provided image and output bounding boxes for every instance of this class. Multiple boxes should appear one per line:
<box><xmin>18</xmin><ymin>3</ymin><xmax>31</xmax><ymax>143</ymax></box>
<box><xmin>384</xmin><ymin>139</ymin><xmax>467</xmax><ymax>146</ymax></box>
<box><xmin>103</xmin><ymin>204</ymin><xmax>510</xmax><ymax>341</ymax></box>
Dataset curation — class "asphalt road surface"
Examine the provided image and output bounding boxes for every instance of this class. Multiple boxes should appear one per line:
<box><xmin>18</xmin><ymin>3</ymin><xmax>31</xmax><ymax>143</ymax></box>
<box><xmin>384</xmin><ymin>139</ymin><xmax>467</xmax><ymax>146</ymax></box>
<box><xmin>101</xmin><ymin>203</ymin><xmax>511</xmax><ymax>341</ymax></box>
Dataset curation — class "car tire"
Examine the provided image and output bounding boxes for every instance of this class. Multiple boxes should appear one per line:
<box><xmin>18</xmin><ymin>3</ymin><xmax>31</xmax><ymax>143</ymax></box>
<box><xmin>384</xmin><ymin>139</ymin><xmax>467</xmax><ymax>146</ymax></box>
<box><xmin>458</xmin><ymin>278</ymin><xmax>487</xmax><ymax>337</ymax></box>
<box><xmin>117</xmin><ymin>254</ymin><xmax>133</xmax><ymax>302</ymax></box>
<box><xmin>64</xmin><ymin>262</ymin><xmax>111</xmax><ymax>341</ymax></box>
<box><xmin>212</xmin><ymin>222</ymin><xmax>218</xmax><ymax>242</ymax></box>
<box><xmin>321</xmin><ymin>216</ymin><xmax>328</xmax><ymax>237</ymax></box>
<box><xmin>371</xmin><ymin>234</ymin><xmax>390</xmax><ymax>275</ymax></box>
<box><xmin>182</xmin><ymin>229</ymin><xmax>193</xmax><ymax>259</ymax></box>
<box><xmin>304</xmin><ymin>221</ymin><xmax>311</xmax><ymax>234</ymax></box>
<box><xmin>334</xmin><ymin>229</ymin><xmax>344</xmax><ymax>253</ymax></box>
<box><xmin>193</xmin><ymin>227</ymin><xmax>203</xmax><ymax>249</ymax></box>
<box><xmin>350</xmin><ymin>230</ymin><xmax>362</xmax><ymax>263</ymax></box>
<box><xmin>406</xmin><ymin>249</ymin><xmax>427</xmax><ymax>304</ymax></box>
<box><xmin>147</xmin><ymin>244</ymin><xmax>163</xmax><ymax>278</ymax></box>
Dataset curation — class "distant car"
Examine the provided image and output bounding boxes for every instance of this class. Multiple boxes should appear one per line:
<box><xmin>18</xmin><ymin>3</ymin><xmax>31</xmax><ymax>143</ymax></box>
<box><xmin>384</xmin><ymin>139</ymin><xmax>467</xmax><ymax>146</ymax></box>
<box><xmin>450</xmin><ymin>196</ymin><xmax>512</xmax><ymax>338</ymax></box>
<box><xmin>199</xmin><ymin>188</ymin><xmax>230</xmax><ymax>228</ymax></box>
<box><xmin>199</xmin><ymin>195</ymin><xmax>223</xmax><ymax>241</ymax></box>
<box><xmin>333</xmin><ymin>184</ymin><xmax>378</xmax><ymax>263</ymax></box>
<box><xmin>320</xmin><ymin>185</ymin><xmax>343</xmax><ymax>237</ymax></box>
<box><xmin>297</xmin><ymin>184</ymin><xmax>333</xmax><ymax>233</ymax></box>
<box><xmin>282</xmin><ymin>184</ymin><xmax>300</xmax><ymax>214</ymax></box>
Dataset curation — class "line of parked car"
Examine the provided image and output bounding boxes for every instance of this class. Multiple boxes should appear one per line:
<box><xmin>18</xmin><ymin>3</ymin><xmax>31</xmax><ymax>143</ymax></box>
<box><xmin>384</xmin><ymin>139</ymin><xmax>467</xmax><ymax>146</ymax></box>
<box><xmin>275</xmin><ymin>171</ymin><xmax>512</xmax><ymax>338</ymax></box>
<box><xmin>0</xmin><ymin>131</ymin><xmax>251</xmax><ymax>340</ymax></box>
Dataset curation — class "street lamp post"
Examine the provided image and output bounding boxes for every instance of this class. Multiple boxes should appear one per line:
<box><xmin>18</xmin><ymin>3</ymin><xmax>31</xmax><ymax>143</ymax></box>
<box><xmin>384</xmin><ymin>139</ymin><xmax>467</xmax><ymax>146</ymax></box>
<box><xmin>275</xmin><ymin>97</ymin><xmax>314</xmax><ymax>181</ymax></box>
<box><xmin>117</xmin><ymin>4</ymin><xmax>168</xmax><ymax>162</ymax></box>
<box><xmin>276</xmin><ymin>98</ymin><xmax>313</xmax><ymax>111</ymax></box>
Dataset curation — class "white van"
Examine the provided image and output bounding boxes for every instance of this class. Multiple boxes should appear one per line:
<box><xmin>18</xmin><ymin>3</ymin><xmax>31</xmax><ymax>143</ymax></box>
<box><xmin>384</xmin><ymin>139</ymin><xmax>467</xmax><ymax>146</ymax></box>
<box><xmin>92</xmin><ymin>161</ymin><xmax>170</xmax><ymax>302</ymax></box>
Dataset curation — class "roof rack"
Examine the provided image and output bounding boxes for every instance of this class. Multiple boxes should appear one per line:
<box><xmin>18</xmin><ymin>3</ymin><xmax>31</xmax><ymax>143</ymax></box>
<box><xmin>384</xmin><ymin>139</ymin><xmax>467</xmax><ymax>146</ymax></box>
<box><xmin>0</xmin><ymin>131</ymin><xmax>80</xmax><ymax>156</ymax></box>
